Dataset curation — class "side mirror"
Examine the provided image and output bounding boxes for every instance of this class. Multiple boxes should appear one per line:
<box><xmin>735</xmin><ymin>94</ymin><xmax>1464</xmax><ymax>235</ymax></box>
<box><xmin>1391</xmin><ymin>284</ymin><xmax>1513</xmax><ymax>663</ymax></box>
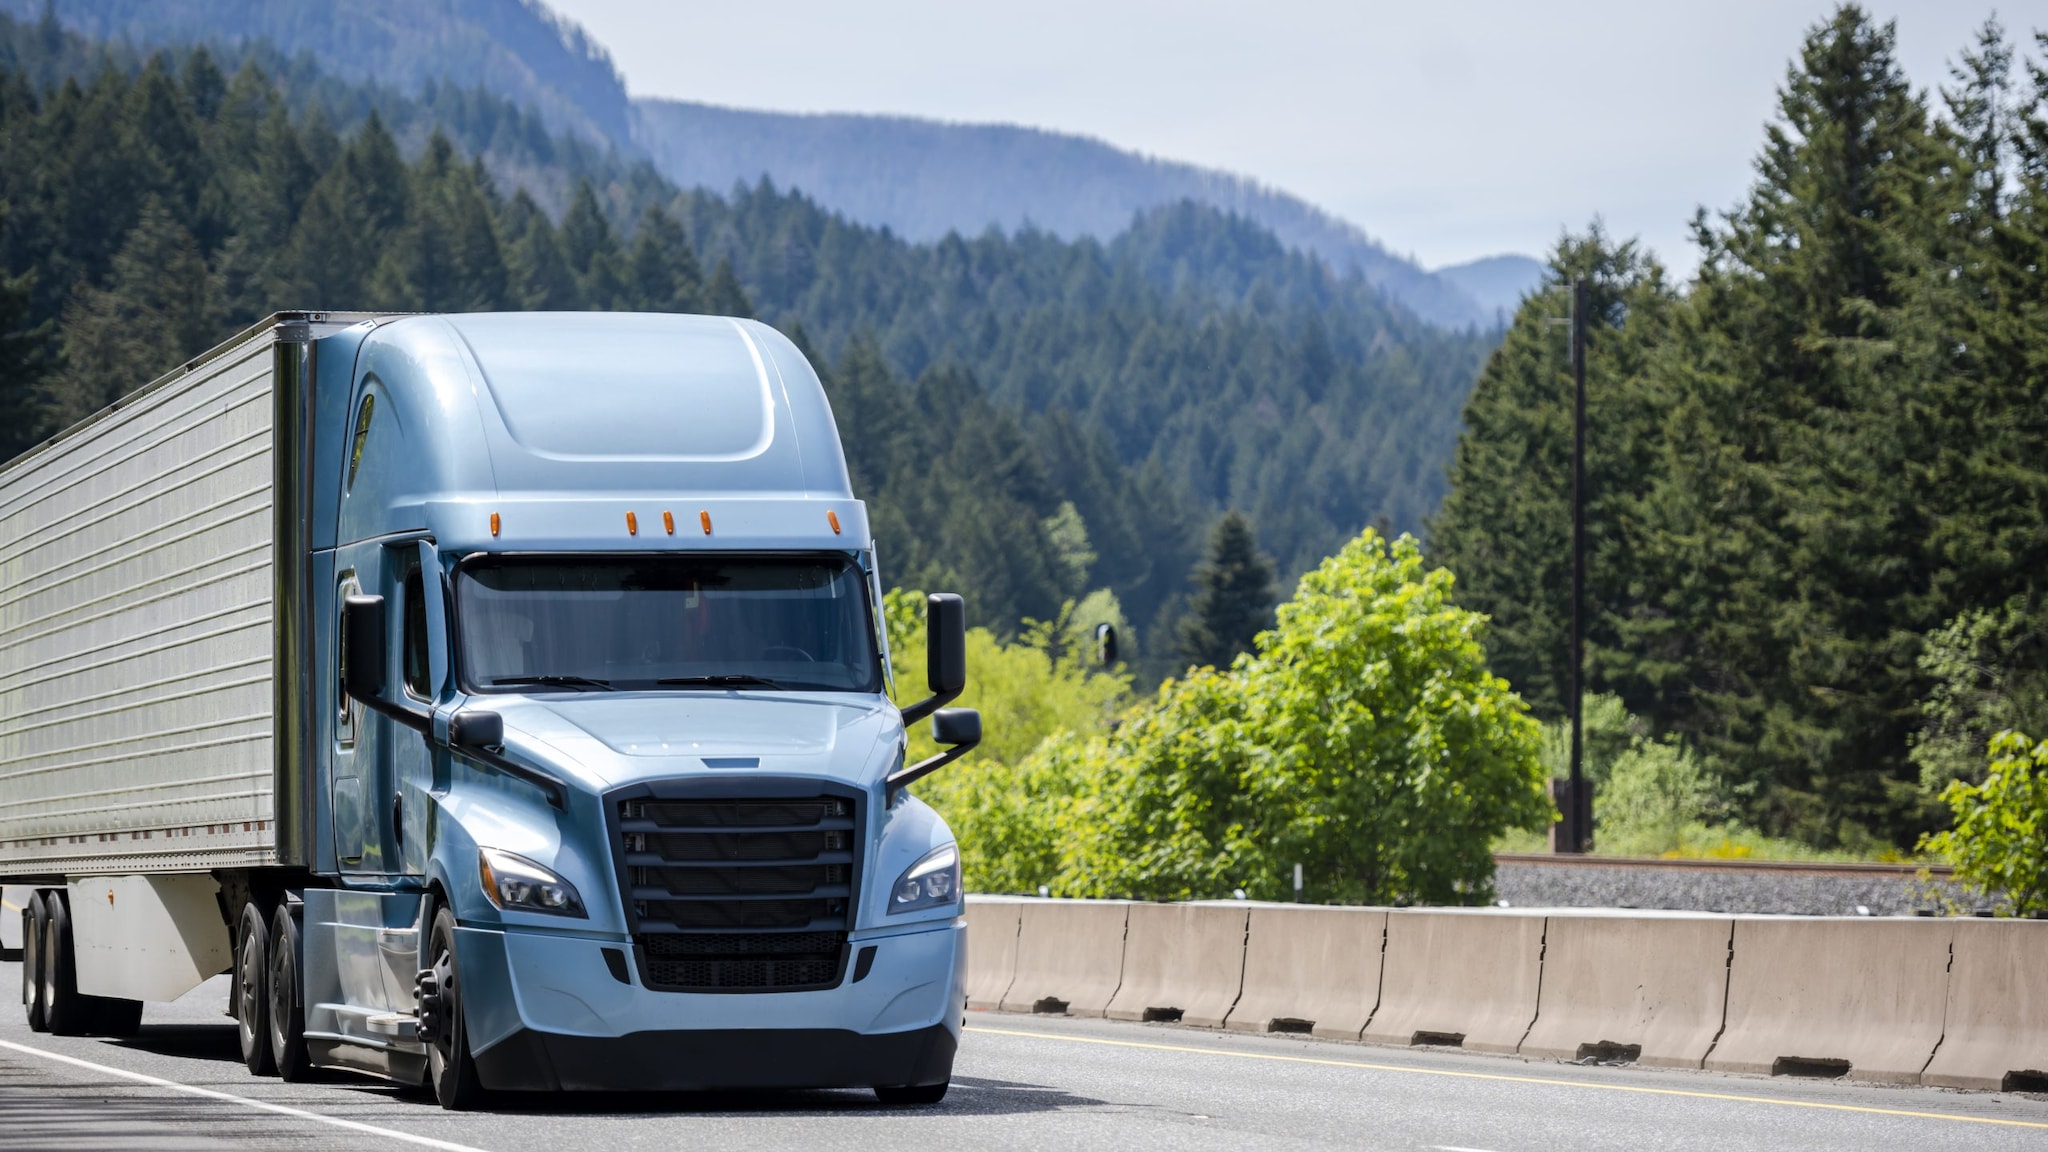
<box><xmin>926</xmin><ymin>592</ymin><xmax>966</xmax><ymax>696</ymax></box>
<box><xmin>931</xmin><ymin>707</ymin><xmax>980</xmax><ymax>747</ymax></box>
<box><xmin>450</xmin><ymin>710</ymin><xmax>503</xmax><ymax>750</ymax></box>
<box><xmin>889</xmin><ymin>706</ymin><xmax>985</xmax><ymax>804</ymax></box>
<box><xmin>1094</xmin><ymin>622</ymin><xmax>1118</xmax><ymax>667</ymax></box>
<box><xmin>342</xmin><ymin>595</ymin><xmax>387</xmax><ymax>704</ymax></box>
<box><xmin>900</xmin><ymin>592</ymin><xmax>967</xmax><ymax>726</ymax></box>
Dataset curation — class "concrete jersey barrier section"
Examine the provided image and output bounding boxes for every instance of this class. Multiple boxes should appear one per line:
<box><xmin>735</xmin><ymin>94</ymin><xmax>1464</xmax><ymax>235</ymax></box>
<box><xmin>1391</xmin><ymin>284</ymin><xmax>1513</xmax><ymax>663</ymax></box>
<box><xmin>1105</xmin><ymin>903</ymin><xmax>1249</xmax><ymax>1027</ymax></box>
<box><xmin>1225</xmin><ymin>904</ymin><xmax>1387</xmax><ymax>1040</ymax></box>
<box><xmin>1706</xmin><ymin>917</ymin><xmax>1953</xmax><ymax>1084</ymax></box>
<box><xmin>1518</xmin><ymin>913</ymin><xmax>1733</xmax><ymax>1068</ymax></box>
<box><xmin>1362</xmin><ymin>909</ymin><xmax>1546</xmax><ymax>1053</ymax></box>
<box><xmin>963</xmin><ymin>896</ymin><xmax>2032</xmax><ymax>1092</ymax></box>
<box><xmin>964</xmin><ymin>899</ymin><xmax>1025</xmax><ymax>1011</ymax></box>
<box><xmin>998</xmin><ymin>900</ymin><xmax>1131</xmax><ymax>1016</ymax></box>
<box><xmin>1921</xmin><ymin>919</ymin><xmax>2048</xmax><ymax>1092</ymax></box>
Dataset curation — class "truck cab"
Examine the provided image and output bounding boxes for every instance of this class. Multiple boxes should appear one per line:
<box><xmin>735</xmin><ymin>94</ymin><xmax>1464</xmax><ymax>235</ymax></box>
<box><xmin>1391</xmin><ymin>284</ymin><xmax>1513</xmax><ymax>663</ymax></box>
<box><xmin>299</xmin><ymin>312</ymin><xmax>976</xmax><ymax>1105</ymax></box>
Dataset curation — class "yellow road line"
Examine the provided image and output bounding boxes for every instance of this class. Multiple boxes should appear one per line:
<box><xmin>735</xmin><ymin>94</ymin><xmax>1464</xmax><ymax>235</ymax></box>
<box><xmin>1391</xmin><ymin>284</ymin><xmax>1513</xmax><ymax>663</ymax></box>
<box><xmin>966</xmin><ymin>1025</ymin><xmax>2048</xmax><ymax>1131</ymax></box>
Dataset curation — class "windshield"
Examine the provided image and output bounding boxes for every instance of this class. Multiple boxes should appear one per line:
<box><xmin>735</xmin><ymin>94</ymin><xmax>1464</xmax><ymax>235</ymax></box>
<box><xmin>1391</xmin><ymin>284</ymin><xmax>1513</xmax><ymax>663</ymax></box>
<box><xmin>457</xmin><ymin>555</ymin><xmax>880</xmax><ymax>693</ymax></box>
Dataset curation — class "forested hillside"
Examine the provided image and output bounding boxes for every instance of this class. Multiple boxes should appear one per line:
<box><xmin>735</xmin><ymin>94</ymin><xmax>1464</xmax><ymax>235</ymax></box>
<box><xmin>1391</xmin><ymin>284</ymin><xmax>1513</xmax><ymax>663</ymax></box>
<box><xmin>5</xmin><ymin>0</ymin><xmax>1527</xmax><ymax>328</ymax></box>
<box><xmin>1432</xmin><ymin>8</ymin><xmax>2048</xmax><ymax>852</ymax></box>
<box><xmin>0</xmin><ymin>12</ymin><xmax>1494</xmax><ymax>671</ymax></box>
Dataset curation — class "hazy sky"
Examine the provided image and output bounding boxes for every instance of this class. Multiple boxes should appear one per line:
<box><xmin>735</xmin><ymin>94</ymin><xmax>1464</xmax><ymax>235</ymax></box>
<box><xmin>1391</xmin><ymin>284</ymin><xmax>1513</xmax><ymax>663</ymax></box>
<box><xmin>550</xmin><ymin>1</ymin><xmax>2043</xmax><ymax>272</ymax></box>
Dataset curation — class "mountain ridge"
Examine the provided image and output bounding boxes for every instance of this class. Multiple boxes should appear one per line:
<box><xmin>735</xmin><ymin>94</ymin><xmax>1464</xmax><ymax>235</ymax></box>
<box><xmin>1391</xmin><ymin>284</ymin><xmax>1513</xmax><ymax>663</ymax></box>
<box><xmin>6</xmin><ymin>0</ymin><xmax>1541</xmax><ymax>328</ymax></box>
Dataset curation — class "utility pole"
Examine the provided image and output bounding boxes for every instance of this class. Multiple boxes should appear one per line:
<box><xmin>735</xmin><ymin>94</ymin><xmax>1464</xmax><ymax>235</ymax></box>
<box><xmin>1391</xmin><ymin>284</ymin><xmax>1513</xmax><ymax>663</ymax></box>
<box><xmin>1558</xmin><ymin>278</ymin><xmax>1593</xmax><ymax>854</ymax></box>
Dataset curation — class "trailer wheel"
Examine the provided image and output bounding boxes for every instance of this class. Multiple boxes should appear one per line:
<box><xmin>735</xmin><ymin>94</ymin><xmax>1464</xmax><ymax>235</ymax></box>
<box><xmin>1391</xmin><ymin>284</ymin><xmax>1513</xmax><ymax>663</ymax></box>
<box><xmin>267</xmin><ymin>903</ymin><xmax>313</xmax><ymax>1081</ymax></box>
<box><xmin>423</xmin><ymin>905</ymin><xmax>489</xmax><ymax>1110</ymax></box>
<box><xmin>874</xmin><ymin>1082</ymin><xmax>949</xmax><ymax>1106</ymax></box>
<box><xmin>39</xmin><ymin>890</ymin><xmax>88</xmax><ymax>1036</ymax></box>
<box><xmin>236</xmin><ymin>903</ymin><xmax>275</xmax><ymax>1075</ymax></box>
<box><xmin>22</xmin><ymin>891</ymin><xmax>47</xmax><ymax>1032</ymax></box>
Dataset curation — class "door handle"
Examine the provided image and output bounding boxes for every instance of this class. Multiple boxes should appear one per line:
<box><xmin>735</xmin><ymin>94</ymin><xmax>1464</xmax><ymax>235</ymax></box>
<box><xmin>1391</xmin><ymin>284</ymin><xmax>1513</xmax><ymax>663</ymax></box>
<box><xmin>392</xmin><ymin>792</ymin><xmax>404</xmax><ymax>848</ymax></box>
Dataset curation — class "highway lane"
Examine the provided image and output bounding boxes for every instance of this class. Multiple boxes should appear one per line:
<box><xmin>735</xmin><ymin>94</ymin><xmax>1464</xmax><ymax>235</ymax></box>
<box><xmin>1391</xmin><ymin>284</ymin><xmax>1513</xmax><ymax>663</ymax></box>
<box><xmin>2</xmin><ymin>959</ymin><xmax>2044</xmax><ymax>1151</ymax></box>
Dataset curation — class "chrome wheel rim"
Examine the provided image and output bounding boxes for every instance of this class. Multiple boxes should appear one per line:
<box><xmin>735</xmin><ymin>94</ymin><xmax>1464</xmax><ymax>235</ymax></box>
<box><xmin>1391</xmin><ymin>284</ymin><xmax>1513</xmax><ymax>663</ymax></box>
<box><xmin>39</xmin><ymin>914</ymin><xmax>57</xmax><ymax>1015</ymax></box>
<box><xmin>237</xmin><ymin>926</ymin><xmax>261</xmax><ymax>1055</ymax></box>
<box><xmin>267</xmin><ymin>940</ymin><xmax>290</xmax><ymax>1058</ymax></box>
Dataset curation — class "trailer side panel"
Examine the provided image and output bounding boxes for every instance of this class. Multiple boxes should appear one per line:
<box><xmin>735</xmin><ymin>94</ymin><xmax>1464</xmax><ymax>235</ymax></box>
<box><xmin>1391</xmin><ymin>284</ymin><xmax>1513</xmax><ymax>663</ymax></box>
<box><xmin>0</xmin><ymin>330</ymin><xmax>280</xmax><ymax>876</ymax></box>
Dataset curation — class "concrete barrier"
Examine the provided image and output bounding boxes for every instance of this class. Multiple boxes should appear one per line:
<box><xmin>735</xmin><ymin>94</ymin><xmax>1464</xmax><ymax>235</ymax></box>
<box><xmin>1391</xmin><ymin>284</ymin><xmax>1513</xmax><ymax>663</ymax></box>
<box><xmin>964</xmin><ymin>899</ymin><xmax>1024</xmax><ymax>1011</ymax></box>
<box><xmin>1362</xmin><ymin>909</ymin><xmax>1546</xmax><ymax>1053</ymax></box>
<box><xmin>1706</xmin><ymin>917</ymin><xmax>1951</xmax><ymax>1084</ymax></box>
<box><xmin>1518</xmin><ymin>913</ymin><xmax>1733</xmax><ymax>1068</ymax></box>
<box><xmin>998</xmin><ymin>900</ymin><xmax>1131</xmax><ymax>1017</ymax></box>
<box><xmin>1225</xmin><ymin>904</ymin><xmax>1386</xmax><ymax>1040</ymax></box>
<box><xmin>1921</xmin><ymin>919</ymin><xmax>2048</xmax><ymax>1092</ymax></box>
<box><xmin>1104</xmin><ymin>903</ymin><xmax>1248</xmax><ymax>1027</ymax></box>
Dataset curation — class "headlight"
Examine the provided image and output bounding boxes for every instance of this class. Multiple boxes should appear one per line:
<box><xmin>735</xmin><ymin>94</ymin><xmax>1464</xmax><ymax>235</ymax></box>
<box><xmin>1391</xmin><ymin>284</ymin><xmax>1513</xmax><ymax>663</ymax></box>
<box><xmin>478</xmin><ymin>847</ymin><xmax>586</xmax><ymax>917</ymax></box>
<box><xmin>888</xmin><ymin>843</ymin><xmax>960</xmax><ymax>915</ymax></box>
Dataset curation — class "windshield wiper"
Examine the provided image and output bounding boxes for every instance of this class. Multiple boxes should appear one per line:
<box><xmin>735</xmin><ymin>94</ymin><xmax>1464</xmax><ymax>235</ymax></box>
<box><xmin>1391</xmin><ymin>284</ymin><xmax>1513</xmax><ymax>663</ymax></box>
<box><xmin>654</xmin><ymin>674</ymin><xmax>788</xmax><ymax>690</ymax></box>
<box><xmin>489</xmin><ymin>674</ymin><xmax>614</xmax><ymax>691</ymax></box>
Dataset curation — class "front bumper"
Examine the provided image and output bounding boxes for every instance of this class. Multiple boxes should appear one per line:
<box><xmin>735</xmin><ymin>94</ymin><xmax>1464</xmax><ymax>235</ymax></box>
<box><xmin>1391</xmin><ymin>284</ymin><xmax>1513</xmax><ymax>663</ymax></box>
<box><xmin>455</xmin><ymin>916</ymin><xmax>966</xmax><ymax>1091</ymax></box>
<box><xmin>474</xmin><ymin>1022</ymin><xmax>957</xmax><ymax>1092</ymax></box>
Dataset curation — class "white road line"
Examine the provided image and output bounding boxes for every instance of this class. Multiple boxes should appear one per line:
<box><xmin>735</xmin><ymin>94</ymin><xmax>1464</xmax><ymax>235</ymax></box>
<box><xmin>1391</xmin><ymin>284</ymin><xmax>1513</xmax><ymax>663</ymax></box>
<box><xmin>0</xmin><ymin>1038</ymin><xmax>492</xmax><ymax>1152</ymax></box>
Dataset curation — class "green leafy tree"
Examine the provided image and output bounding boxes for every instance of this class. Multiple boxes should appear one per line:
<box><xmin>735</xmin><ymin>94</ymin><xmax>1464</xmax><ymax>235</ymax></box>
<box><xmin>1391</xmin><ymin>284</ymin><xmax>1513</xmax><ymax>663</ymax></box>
<box><xmin>883</xmin><ymin>589</ymin><xmax>1132</xmax><ymax>894</ymax></box>
<box><xmin>1177</xmin><ymin>510</ymin><xmax>1276</xmax><ymax>669</ymax></box>
<box><xmin>1920</xmin><ymin>731</ymin><xmax>2048</xmax><ymax>916</ymax></box>
<box><xmin>1910</xmin><ymin>599</ymin><xmax>2048</xmax><ymax>796</ymax></box>
<box><xmin>1052</xmin><ymin>530</ymin><xmax>1549</xmax><ymax>904</ymax></box>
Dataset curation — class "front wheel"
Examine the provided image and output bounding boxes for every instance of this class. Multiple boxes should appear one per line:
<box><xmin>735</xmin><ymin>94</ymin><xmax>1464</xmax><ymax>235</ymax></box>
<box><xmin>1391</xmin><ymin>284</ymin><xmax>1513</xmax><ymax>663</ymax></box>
<box><xmin>421</xmin><ymin>905</ymin><xmax>490</xmax><ymax>1111</ymax></box>
<box><xmin>874</xmin><ymin>1082</ymin><xmax>949</xmax><ymax>1105</ymax></box>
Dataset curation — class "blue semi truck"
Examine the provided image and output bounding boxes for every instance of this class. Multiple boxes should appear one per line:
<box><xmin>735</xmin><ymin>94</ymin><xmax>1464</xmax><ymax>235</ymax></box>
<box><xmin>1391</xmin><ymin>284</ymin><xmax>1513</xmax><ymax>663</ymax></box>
<box><xmin>1</xmin><ymin>311</ymin><xmax>980</xmax><ymax>1108</ymax></box>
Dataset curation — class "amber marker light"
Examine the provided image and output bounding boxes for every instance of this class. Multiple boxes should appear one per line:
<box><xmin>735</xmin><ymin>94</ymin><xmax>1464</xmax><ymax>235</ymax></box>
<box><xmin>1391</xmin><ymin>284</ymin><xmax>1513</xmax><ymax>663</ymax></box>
<box><xmin>827</xmin><ymin>510</ymin><xmax>842</xmax><ymax>535</ymax></box>
<box><xmin>699</xmin><ymin>510</ymin><xmax>713</xmax><ymax>535</ymax></box>
<box><xmin>626</xmin><ymin>511</ymin><xmax>639</xmax><ymax>536</ymax></box>
<box><xmin>663</xmin><ymin>511</ymin><xmax>675</xmax><ymax>535</ymax></box>
<box><xmin>489</xmin><ymin>512</ymin><xmax>501</xmax><ymax>538</ymax></box>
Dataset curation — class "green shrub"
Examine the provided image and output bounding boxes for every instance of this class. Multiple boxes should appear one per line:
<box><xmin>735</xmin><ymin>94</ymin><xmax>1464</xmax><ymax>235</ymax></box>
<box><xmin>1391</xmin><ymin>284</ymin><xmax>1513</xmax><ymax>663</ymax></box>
<box><xmin>1919</xmin><ymin>731</ymin><xmax>2048</xmax><ymax>916</ymax></box>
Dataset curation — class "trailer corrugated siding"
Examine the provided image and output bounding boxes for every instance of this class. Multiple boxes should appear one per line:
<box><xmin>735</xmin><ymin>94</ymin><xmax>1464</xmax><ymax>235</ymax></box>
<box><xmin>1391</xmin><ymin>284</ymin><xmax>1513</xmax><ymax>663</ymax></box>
<box><xmin>0</xmin><ymin>329</ymin><xmax>279</xmax><ymax>875</ymax></box>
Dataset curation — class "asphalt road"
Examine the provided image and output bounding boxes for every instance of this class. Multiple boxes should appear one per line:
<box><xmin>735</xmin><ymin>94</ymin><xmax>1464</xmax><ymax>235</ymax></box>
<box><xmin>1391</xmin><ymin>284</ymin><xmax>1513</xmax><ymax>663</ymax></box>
<box><xmin>2</xmin><ymin>959</ymin><xmax>2044</xmax><ymax>1151</ymax></box>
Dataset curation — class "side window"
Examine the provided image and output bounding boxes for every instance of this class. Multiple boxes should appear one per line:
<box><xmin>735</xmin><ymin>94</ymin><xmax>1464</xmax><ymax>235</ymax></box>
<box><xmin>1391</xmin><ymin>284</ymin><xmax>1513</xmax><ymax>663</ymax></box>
<box><xmin>403</xmin><ymin>563</ymin><xmax>431</xmax><ymax>700</ymax></box>
<box><xmin>347</xmin><ymin>393</ymin><xmax>375</xmax><ymax>492</ymax></box>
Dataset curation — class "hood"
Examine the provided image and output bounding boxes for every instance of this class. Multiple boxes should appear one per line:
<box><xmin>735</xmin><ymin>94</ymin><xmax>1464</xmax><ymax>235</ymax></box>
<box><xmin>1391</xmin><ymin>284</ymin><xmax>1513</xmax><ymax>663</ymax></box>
<box><xmin>483</xmin><ymin>691</ymin><xmax>904</xmax><ymax>791</ymax></box>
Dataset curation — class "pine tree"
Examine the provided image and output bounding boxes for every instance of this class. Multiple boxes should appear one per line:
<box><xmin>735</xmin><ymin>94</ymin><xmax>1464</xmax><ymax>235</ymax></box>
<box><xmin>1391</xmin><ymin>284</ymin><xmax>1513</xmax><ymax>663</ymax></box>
<box><xmin>503</xmin><ymin>189</ymin><xmax>580</xmax><ymax>310</ymax></box>
<box><xmin>559</xmin><ymin>180</ymin><xmax>623</xmax><ymax>309</ymax></box>
<box><xmin>51</xmin><ymin>198</ymin><xmax>221</xmax><ymax>428</ymax></box>
<box><xmin>1177</xmin><ymin>511</ymin><xmax>1276</xmax><ymax>669</ymax></box>
<box><xmin>0</xmin><ymin>203</ymin><xmax>52</xmax><ymax>458</ymax></box>
<box><xmin>623</xmin><ymin>202</ymin><xmax>701</xmax><ymax>312</ymax></box>
<box><xmin>702</xmin><ymin>256</ymin><xmax>752</xmax><ymax>318</ymax></box>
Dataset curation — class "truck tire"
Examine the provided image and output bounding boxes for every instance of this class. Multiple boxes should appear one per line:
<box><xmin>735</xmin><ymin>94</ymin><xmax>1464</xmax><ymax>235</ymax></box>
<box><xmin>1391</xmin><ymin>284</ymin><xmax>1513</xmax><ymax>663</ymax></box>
<box><xmin>268</xmin><ymin>903</ymin><xmax>313</xmax><ymax>1081</ymax></box>
<box><xmin>423</xmin><ymin>905</ymin><xmax>489</xmax><ymax>1110</ymax></box>
<box><xmin>874</xmin><ymin>1082</ymin><xmax>949</xmax><ymax>1106</ymax></box>
<box><xmin>22</xmin><ymin>891</ymin><xmax>47</xmax><ymax>1032</ymax></box>
<box><xmin>236</xmin><ymin>903</ymin><xmax>276</xmax><ymax>1075</ymax></box>
<box><xmin>39</xmin><ymin>890</ymin><xmax>88</xmax><ymax>1036</ymax></box>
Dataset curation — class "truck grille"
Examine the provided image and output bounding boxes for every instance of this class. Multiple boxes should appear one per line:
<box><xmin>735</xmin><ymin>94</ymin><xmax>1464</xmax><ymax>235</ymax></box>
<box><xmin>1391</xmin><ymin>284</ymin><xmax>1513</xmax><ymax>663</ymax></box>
<box><xmin>616</xmin><ymin>793</ymin><xmax>858</xmax><ymax>992</ymax></box>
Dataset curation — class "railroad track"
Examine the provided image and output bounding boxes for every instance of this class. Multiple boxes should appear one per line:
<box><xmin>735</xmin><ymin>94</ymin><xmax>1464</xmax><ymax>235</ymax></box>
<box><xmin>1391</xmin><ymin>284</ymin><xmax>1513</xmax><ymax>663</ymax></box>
<box><xmin>1494</xmin><ymin>852</ymin><xmax>1952</xmax><ymax>880</ymax></box>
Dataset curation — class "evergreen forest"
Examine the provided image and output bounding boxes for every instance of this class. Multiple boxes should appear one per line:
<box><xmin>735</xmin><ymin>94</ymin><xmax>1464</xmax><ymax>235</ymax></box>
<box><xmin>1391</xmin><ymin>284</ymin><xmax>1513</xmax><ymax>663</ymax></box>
<box><xmin>1433</xmin><ymin>7</ymin><xmax>2048</xmax><ymax>853</ymax></box>
<box><xmin>0</xmin><ymin>8</ymin><xmax>1490</xmax><ymax>675</ymax></box>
